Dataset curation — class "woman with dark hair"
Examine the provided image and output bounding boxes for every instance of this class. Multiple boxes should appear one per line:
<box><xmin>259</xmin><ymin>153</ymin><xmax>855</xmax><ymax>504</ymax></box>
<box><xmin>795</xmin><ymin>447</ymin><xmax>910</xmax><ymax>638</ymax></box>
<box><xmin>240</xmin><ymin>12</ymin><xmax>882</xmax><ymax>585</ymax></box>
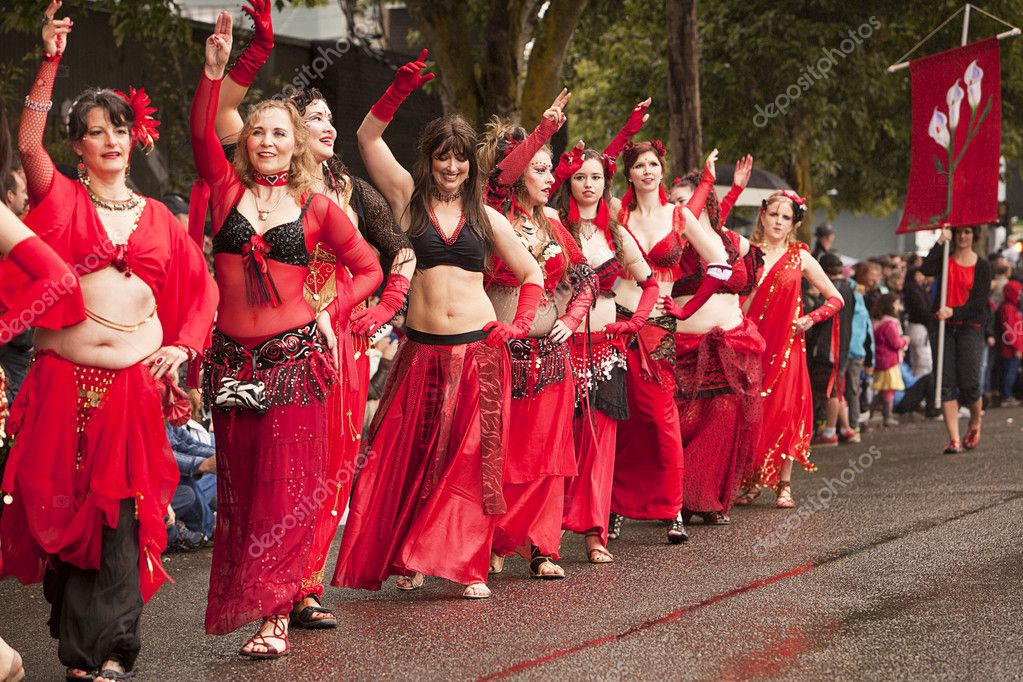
<box><xmin>209</xmin><ymin>4</ymin><xmax>415</xmax><ymax>627</ymax></box>
<box><xmin>193</xmin><ymin>16</ymin><xmax>382</xmax><ymax>657</ymax></box>
<box><xmin>332</xmin><ymin>52</ymin><xmax>542</xmax><ymax>600</ymax></box>
<box><xmin>738</xmin><ymin>191</ymin><xmax>843</xmax><ymax>508</ymax></box>
<box><xmin>607</xmin><ymin>141</ymin><xmax>728</xmax><ymax>543</ymax></box>
<box><xmin>1</xmin><ymin>3</ymin><xmax>218</xmax><ymax>678</ymax></box>
<box><xmin>920</xmin><ymin>225</ymin><xmax>991</xmax><ymax>453</ymax></box>
<box><xmin>664</xmin><ymin>155</ymin><xmax>765</xmax><ymax>526</ymax></box>
<box><xmin>477</xmin><ymin>102</ymin><xmax>598</xmax><ymax>579</ymax></box>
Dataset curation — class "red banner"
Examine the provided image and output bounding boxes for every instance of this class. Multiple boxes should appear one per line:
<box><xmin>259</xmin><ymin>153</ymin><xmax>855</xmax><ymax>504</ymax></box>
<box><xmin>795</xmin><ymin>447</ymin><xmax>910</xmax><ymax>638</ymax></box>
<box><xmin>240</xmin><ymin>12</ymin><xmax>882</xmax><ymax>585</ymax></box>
<box><xmin>898</xmin><ymin>38</ymin><xmax>1001</xmax><ymax>233</ymax></box>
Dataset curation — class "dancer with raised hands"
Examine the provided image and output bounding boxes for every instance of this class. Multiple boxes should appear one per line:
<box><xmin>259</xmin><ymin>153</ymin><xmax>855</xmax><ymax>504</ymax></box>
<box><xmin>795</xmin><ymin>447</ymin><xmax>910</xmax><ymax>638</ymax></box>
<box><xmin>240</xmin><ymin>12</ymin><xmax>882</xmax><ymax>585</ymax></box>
<box><xmin>1</xmin><ymin>2</ymin><xmax>217</xmax><ymax>678</ymax></box>
<box><xmin>477</xmin><ymin>96</ymin><xmax>598</xmax><ymax>579</ymax></box>
<box><xmin>206</xmin><ymin>4</ymin><xmax>415</xmax><ymax>627</ymax></box>
<box><xmin>608</xmin><ymin>142</ymin><xmax>728</xmax><ymax>544</ymax></box>
<box><xmin>663</xmin><ymin>155</ymin><xmax>765</xmax><ymax>526</ymax></box>
<box><xmin>739</xmin><ymin>190</ymin><xmax>843</xmax><ymax>508</ymax></box>
<box><xmin>332</xmin><ymin>51</ymin><xmax>543</xmax><ymax>600</ymax></box>
<box><xmin>193</xmin><ymin>18</ymin><xmax>382</xmax><ymax>657</ymax></box>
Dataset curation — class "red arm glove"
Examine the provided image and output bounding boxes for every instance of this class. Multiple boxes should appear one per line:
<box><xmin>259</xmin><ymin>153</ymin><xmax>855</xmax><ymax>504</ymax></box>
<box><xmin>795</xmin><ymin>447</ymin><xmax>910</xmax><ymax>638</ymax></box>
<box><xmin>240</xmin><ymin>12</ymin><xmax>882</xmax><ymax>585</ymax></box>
<box><xmin>370</xmin><ymin>49</ymin><xmax>435</xmax><ymax>122</ymax></box>
<box><xmin>0</xmin><ymin>236</ymin><xmax>81</xmax><ymax>344</ymax></box>
<box><xmin>227</xmin><ymin>0</ymin><xmax>274</xmax><ymax>87</ymax></box>
<box><xmin>662</xmin><ymin>263</ymin><xmax>733</xmax><ymax>321</ymax></box>
<box><xmin>494</xmin><ymin>116</ymin><xmax>561</xmax><ymax>189</ymax></box>
<box><xmin>807</xmin><ymin>296</ymin><xmax>844</xmax><ymax>324</ymax></box>
<box><xmin>718</xmin><ymin>183</ymin><xmax>743</xmax><ymax>226</ymax></box>
<box><xmin>350</xmin><ymin>273</ymin><xmax>411</xmax><ymax>335</ymax></box>
<box><xmin>603</xmin><ymin>100</ymin><xmax>649</xmax><ymax>161</ymax></box>
<box><xmin>549</xmin><ymin>143</ymin><xmax>585</xmax><ymax>196</ymax></box>
<box><xmin>684</xmin><ymin>163</ymin><xmax>716</xmax><ymax>220</ymax></box>
<box><xmin>483</xmin><ymin>282</ymin><xmax>544</xmax><ymax>347</ymax></box>
<box><xmin>556</xmin><ymin>266</ymin><xmax>597</xmax><ymax>333</ymax></box>
<box><xmin>604</xmin><ymin>276</ymin><xmax>659</xmax><ymax>335</ymax></box>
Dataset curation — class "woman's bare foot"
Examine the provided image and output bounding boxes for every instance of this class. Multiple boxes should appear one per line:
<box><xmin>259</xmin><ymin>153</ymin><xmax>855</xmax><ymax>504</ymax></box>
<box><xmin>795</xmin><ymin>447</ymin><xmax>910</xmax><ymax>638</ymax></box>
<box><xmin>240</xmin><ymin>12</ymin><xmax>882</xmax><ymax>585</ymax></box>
<box><xmin>239</xmin><ymin>615</ymin><xmax>289</xmax><ymax>659</ymax></box>
<box><xmin>395</xmin><ymin>572</ymin><xmax>425</xmax><ymax>590</ymax></box>
<box><xmin>462</xmin><ymin>583</ymin><xmax>491</xmax><ymax>599</ymax></box>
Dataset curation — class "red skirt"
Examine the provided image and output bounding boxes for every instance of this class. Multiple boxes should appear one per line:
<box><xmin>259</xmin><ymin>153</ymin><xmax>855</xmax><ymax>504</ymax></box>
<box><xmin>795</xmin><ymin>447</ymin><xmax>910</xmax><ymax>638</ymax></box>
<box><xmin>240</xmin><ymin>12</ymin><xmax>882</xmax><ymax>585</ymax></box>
<box><xmin>0</xmin><ymin>351</ymin><xmax>177</xmax><ymax>603</ymax></box>
<box><xmin>492</xmin><ymin>337</ymin><xmax>575</xmax><ymax>558</ymax></box>
<box><xmin>203</xmin><ymin>325</ymin><xmax>335</xmax><ymax>634</ymax></box>
<box><xmin>674</xmin><ymin>318</ymin><xmax>765</xmax><ymax>515</ymax></box>
<box><xmin>332</xmin><ymin>330</ymin><xmax>510</xmax><ymax>589</ymax></box>
<box><xmin>563</xmin><ymin>331</ymin><xmax>628</xmax><ymax>544</ymax></box>
<box><xmin>612</xmin><ymin>315</ymin><xmax>684</xmax><ymax>520</ymax></box>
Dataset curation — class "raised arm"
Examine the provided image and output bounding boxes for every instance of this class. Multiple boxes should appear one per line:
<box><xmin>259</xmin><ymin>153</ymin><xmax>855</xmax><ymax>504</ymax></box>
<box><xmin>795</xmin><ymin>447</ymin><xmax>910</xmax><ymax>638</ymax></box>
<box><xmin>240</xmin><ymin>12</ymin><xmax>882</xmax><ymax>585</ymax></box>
<box><xmin>603</xmin><ymin>98</ymin><xmax>650</xmax><ymax>162</ymax></box>
<box><xmin>356</xmin><ymin>50</ymin><xmax>434</xmax><ymax>219</ymax></box>
<box><xmin>19</xmin><ymin>1</ymin><xmax>73</xmax><ymax>203</ymax></box>
<box><xmin>719</xmin><ymin>154</ymin><xmax>751</xmax><ymax>227</ymax></box>
<box><xmin>215</xmin><ymin>3</ymin><xmax>274</xmax><ymax>144</ymax></box>
<box><xmin>550</xmin><ymin>140</ymin><xmax>584</xmax><ymax>196</ymax></box>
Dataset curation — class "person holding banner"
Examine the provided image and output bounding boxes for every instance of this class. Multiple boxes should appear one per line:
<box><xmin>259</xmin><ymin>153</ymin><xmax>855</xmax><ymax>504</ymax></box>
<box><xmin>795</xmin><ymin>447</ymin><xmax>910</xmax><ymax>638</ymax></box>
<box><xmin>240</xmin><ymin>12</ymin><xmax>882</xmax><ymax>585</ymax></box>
<box><xmin>920</xmin><ymin>225</ymin><xmax>991</xmax><ymax>454</ymax></box>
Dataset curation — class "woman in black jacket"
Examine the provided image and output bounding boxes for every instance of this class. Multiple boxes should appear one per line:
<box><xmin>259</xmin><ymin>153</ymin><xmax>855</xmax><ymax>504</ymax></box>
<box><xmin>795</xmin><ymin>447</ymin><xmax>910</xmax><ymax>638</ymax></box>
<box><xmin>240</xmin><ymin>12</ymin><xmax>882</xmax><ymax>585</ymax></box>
<box><xmin>920</xmin><ymin>226</ymin><xmax>992</xmax><ymax>453</ymax></box>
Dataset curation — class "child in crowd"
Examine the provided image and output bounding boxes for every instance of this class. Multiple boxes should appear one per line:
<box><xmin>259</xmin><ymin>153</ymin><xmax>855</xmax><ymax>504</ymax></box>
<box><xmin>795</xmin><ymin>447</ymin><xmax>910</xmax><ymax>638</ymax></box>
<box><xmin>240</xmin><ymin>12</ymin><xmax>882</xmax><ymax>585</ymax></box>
<box><xmin>871</xmin><ymin>293</ymin><xmax>909</xmax><ymax>427</ymax></box>
<box><xmin>994</xmin><ymin>280</ymin><xmax>1023</xmax><ymax>407</ymax></box>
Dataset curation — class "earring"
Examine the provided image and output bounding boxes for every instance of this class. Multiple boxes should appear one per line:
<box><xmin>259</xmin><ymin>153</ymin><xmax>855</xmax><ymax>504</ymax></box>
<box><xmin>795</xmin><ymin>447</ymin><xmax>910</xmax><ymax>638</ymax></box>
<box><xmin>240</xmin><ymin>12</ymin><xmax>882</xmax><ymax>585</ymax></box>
<box><xmin>77</xmin><ymin>162</ymin><xmax>89</xmax><ymax>186</ymax></box>
<box><xmin>125</xmin><ymin>163</ymin><xmax>131</xmax><ymax>177</ymax></box>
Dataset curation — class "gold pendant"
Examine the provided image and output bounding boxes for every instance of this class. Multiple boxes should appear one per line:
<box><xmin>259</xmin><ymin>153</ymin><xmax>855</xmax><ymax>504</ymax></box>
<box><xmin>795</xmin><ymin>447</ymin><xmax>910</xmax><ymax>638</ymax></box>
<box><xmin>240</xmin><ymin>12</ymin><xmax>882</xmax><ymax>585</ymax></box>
<box><xmin>258</xmin><ymin>210</ymin><xmax>269</xmax><ymax>221</ymax></box>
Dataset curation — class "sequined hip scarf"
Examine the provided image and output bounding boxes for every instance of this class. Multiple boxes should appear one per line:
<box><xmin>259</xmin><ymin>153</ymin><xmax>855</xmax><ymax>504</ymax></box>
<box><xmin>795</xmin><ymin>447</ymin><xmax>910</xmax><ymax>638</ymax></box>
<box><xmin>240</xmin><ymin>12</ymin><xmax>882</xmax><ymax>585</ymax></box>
<box><xmin>508</xmin><ymin>336</ymin><xmax>570</xmax><ymax>399</ymax></box>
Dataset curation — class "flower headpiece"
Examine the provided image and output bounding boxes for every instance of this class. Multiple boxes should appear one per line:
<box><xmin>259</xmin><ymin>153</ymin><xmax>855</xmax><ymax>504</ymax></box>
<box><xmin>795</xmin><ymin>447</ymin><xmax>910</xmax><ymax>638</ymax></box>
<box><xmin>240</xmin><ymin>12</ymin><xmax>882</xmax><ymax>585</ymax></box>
<box><xmin>761</xmin><ymin>189</ymin><xmax>806</xmax><ymax>223</ymax></box>
<box><xmin>114</xmin><ymin>87</ymin><xmax>160</xmax><ymax>154</ymax></box>
<box><xmin>623</xmin><ymin>139</ymin><xmax>667</xmax><ymax>158</ymax></box>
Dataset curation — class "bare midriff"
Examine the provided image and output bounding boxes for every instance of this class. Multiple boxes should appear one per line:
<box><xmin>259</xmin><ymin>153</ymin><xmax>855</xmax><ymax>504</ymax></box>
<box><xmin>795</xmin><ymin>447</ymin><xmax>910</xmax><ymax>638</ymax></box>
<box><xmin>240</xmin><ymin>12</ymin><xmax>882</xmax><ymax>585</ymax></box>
<box><xmin>613</xmin><ymin>278</ymin><xmax>673</xmax><ymax>318</ymax></box>
<box><xmin>35</xmin><ymin>266</ymin><xmax>162</xmax><ymax>369</ymax></box>
<box><xmin>486</xmin><ymin>284</ymin><xmax>557</xmax><ymax>338</ymax></box>
<box><xmin>405</xmin><ymin>265</ymin><xmax>498</xmax><ymax>335</ymax></box>
<box><xmin>673</xmin><ymin>292</ymin><xmax>744</xmax><ymax>335</ymax></box>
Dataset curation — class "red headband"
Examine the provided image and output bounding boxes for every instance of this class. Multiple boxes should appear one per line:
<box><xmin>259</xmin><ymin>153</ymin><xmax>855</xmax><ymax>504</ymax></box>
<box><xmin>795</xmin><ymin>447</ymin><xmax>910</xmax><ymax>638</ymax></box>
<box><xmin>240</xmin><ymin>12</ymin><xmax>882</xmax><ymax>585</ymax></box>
<box><xmin>114</xmin><ymin>87</ymin><xmax>160</xmax><ymax>154</ymax></box>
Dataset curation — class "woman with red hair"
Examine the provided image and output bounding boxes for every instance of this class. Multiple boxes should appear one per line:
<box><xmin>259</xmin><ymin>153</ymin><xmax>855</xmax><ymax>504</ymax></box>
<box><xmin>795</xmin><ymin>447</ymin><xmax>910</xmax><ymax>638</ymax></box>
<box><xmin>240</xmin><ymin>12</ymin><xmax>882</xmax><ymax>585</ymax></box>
<box><xmin>739</xmin><ymin>190</ymin><xmax>843</xmax><ymax>507</ymax></box>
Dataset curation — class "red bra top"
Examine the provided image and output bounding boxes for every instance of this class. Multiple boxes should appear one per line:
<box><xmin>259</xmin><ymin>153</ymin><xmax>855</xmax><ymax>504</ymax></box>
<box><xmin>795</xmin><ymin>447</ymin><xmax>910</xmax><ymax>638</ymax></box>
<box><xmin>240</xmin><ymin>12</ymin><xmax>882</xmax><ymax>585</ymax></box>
<box><xmin>672</xmin><ymin>229</ymin><xmax>747</xmax><ymax>297</ymax></box>
<box><xmin>619</xmin><ymin>204</ymin><xmax>686</xmax><ymax>282</ymax></box>
<box><xmin>487</xmin><ymin>217</ymin><xmax>584</xmax><ymax>293</ymax></box>
<box><xmin>593</xmin><ymin>257</ymin><xmax>623</xmax><ymax>295</ymax></box>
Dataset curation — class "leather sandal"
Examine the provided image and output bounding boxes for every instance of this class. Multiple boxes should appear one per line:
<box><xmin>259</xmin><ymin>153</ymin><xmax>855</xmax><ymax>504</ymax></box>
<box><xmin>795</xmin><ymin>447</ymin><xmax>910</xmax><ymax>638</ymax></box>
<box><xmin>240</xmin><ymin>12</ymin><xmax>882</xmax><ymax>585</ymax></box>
<box><xmin>585</xmin><ymin>531</ymin><xmax>613</xmax><ymax>564</ymax></box>
<box><xmin>775</xmin><ymin>481</ymin><xmax>796</xmax><ymax>508</ymax></box>
<box><xmin>943</xmin><ymin>439</ymin><xmax>964</xmax><ymax>454</ymax></box>
<box><xmin>607</xmin><ymin>512</ymin><xmax>623</xmax><ymax>540</ymax></box>
<box><xmin>667</xmin><ymin>512</ymin><xmax>689</xmax><ymax>544</ymax></box>
<box><xmin>290</xmin><ymin>594</ymin><xmax>337</xmax><ymax>629</ymax></box>
<box><xmin>66</xmin><ymin>669</ymin><xmax>96</xmax><ymax>681</ymax></box>
<box><xmin>529</xmin><ymin>546</ymin><xmax>566</xmax><ymax>579</ymax></box>
<box><xmin>96</xmin><ymin>670</ymin><xmax>135</xmax><ymax>680</ymax></box>
<box><xmin>734</xmin><ymin>487</ymin><xmax>761</xmax><ymax>506</ymax></box>
<box><xmin>462</xmin><ymin>583</ymin><xmax>492</xmax><ymax>599</ymax></box>
<box><xmin>964</xmin><ymin>423</ymin><xmax>981</xmax><ymax>449</ymax></box>
<box><xmin>682</xmin><ymin>510</ymin><xmax>731</xmax><ymax>525</ymax></box>
<box><xmin>239</xmin><ymin>616</ymin><xmax>290</xmax><ymax>660</ymax></box>
<box><xmin>489</xmin><ymin>553</ymin><xmax>505</xmax><ymax>575</ymax></box>
<box><xmin>395</xmin><ymin>573</ymin><xmax>425</xmax><ymax>591</ymax></box>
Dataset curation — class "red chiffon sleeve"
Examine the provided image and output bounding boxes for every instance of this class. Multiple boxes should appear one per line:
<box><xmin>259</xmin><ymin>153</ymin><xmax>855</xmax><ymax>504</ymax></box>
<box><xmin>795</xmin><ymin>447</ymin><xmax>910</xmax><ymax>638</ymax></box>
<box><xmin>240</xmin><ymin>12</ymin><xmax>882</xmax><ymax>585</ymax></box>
<box><xmin>154</xmin><ymin>208</ymin><xmax>219</xmax><ymax>355</ymax></box>
<box><xmin>190</xmin><ymin>74</ymin><xmax>244</xmax><ymax>230</ymax></box>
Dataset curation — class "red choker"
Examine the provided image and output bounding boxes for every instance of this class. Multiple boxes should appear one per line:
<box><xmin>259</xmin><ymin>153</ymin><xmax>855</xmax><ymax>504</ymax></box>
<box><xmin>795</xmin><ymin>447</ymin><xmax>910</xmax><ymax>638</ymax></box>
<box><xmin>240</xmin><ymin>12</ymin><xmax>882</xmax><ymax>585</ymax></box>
<box><xmin>253</xmin><ymin>171</ymin><xmax>290</xmax><ymax>187</ymax></box>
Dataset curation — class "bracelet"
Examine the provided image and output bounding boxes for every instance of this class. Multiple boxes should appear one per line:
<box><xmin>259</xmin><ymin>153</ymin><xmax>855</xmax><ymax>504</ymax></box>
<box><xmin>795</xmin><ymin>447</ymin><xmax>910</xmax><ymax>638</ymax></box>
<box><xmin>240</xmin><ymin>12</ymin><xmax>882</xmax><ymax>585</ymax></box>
<box><xmin>23</xmin><ymin>97</ymin><xmax>52</xmax><ymax>112</ymax></box>
<box><xmin>42</xmin><ymin>51</ymin><xmax>61</xmax><ymax>63</ymax></box>
<box><xmin>175</xmin><ymin>345</ymin><xmax>198</xmax><ymax>362</ymax></box>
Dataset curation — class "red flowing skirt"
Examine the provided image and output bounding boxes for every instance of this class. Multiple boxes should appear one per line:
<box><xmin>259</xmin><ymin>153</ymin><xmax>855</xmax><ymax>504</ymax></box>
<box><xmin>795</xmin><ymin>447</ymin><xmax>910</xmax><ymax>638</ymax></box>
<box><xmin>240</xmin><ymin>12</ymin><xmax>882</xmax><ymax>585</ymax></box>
<box><xmin>492</xmin><ymin>338</ymin><xmax>575</xmax><ymax>558</ymax></box>
<box><xmin>0</xmin><ymin>351</ymin><xmax>177</xmax><ymax>603</ymax></box>
<box><xmin>563</xmin><ymin>331</ymin><xmax>628</xmax><ymax>545</ymax></box>
<box><xmin>332</xmin><ymin>333</ymin><xmax>510</xmax><ymax>589</ymax></box>
<box><xmin>612</xmin><ymin>316</ymin><xmax>684</xmax><ymax>520</ymax></box>
<box><xmin>674</xmin><ymin>318</ymin><xmax>765</xmax><ymax>515</ymax></box>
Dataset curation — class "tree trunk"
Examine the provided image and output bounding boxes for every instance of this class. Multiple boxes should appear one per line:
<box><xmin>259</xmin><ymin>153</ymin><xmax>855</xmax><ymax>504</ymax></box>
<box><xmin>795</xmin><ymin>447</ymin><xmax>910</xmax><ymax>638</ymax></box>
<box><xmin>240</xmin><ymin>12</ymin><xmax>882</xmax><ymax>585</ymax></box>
<box><xmin>665</xmin><ymin>0</ymin><xmax>701</xmax><ymax>175</ymax></box>
<box><xmin>519</xmin><ymin>0</ymin><xmax>589</xmax><ymax>125</ymax></box>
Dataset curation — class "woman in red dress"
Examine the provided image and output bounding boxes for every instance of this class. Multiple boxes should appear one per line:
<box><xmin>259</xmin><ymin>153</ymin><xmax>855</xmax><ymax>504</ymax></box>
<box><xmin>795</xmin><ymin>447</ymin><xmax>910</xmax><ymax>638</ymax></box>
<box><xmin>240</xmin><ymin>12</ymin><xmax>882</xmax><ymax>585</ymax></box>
<box><xmin>478</xmin><ymin>100</ymin><xmax>597</xmax><ymax>579</ymax></box>
<box><xmin>332</xmin><ymin>52</ymin><xmax>542</xmax><ymax>600</ymax></box>
<box><xmin>1</xmin><ymin>4</ymin><xmax>217</xmax><ymax>678</ymax></box>
<box><xmin>666</xmin><ymin>156</ymin><xmax>765</xmax><ymax>525</ymax></box>
<box><xmin>206</xmin><ymin>5</ymin><xmax>415</xmax><ymax>627</ymax></box>
<box><xmin>740</xmin><ymin>191</ymin><xmax>843</xmax><ymax>507</ymax></box>
<box><xmin>609</xmin><ymin>141</ymin><xmax>728</xmax><ymax>543</ymax></box>
<box><xmin>193</xmin><ymin>21</ymin><xmax>382</xmax><ymax>657</ymax></box>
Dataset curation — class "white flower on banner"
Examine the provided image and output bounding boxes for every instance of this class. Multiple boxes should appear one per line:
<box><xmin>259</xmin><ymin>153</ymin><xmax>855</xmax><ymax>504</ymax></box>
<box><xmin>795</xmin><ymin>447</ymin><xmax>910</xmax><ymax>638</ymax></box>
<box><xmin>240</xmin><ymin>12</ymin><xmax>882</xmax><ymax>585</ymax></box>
<box><xmin>928</xmin><ymin>108</ymin><xmax>951</xmax><ymax>149</ymax></box>
<box><xmin>964</xmin><ymin>59</ymin><xmax>984</xmax><ymax>110</ymax></box>
<box><xmin>946</xmin><ymin>79</ymin><xmax>965</xmax><ymax>131</ymax></box>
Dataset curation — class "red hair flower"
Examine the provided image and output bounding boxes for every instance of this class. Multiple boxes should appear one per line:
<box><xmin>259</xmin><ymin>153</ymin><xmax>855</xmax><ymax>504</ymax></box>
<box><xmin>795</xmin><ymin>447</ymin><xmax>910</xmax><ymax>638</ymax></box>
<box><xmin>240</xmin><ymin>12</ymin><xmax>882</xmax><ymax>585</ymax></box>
<box><xmin>115</xmin><ymin>87</ymin><xmax>160</xmax><ymax>154</ymax></box>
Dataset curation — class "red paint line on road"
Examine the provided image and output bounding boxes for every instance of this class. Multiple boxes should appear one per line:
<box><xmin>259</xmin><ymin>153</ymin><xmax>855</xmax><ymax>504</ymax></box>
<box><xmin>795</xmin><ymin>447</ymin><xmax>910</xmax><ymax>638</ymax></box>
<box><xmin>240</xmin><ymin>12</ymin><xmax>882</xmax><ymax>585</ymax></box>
<box><xmin>478</xmin><ymin>563</ymin><xmax>814</xmax><ymax>681</ymax></box>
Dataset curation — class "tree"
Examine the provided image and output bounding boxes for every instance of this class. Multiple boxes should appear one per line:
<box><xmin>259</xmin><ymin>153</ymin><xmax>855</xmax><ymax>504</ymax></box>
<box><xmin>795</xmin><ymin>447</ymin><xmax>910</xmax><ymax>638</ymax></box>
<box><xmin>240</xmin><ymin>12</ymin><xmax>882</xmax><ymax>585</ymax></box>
<box><xmin>665</xmin><ymin>0</ymin><xmax>701</xmax><ymax>173</ymax></box>
<box><xmin>403</xmin><ymin>0</ymin><xmax>589</xmax><ymax>127</ymax></box>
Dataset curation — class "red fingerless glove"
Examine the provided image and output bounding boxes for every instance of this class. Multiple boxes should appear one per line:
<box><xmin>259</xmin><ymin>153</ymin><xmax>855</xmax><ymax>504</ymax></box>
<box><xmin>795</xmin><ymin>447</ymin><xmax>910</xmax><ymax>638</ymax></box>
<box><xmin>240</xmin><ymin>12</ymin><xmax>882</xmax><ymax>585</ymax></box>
<box><xmin>484</xmin><ymin>282</ymin><xmax>544</xmax><ymax>347</ymax></box>
<box><xmin>350</xmin><ymin>273</ymin><xmax>411</xmax><ymax>336</ymax></box>
<box><xmin>719</xmin><ymin>183</ymin><xmax>743</xmax><ymax>227</ymax></box>
<box><xmin>662</xmin><ymin>263</ymin><xmax>732</xmax><ymax>321</ymax></box>
<box><xmin>0</xmin><ymin>236</ymin><xmax>81</xmax><ymax>344</ymax></box>
<box><xmin>605</xmin><ymin>276</ymin><xmax>658</xmax><ymax>336</ymax></box>
<box><xmin>684</xmin><ymin>164</ymin><xmax>716</xmax><ymax>220</ymax></box>
<box><xmin>604</xmin><ymin>101</ymin><xmax>649</xmax><ymax>161</ymax></box>
<box><xmin>808</xmin><ymin>296</ymin><xmax>844</xmax><ymax>324</ymax></box>
<box><xmin>371</xmin><ymin>49</ymin><xmax>435</xmax><ymax>122</ymax></box>
<box><xmin>228</xmin><ymin>0</ymin><xmax>274</xmax><ymax>87</ymax></box>
<box><xmin>550</xmin><ymin>144</ymin><xmax>585</xmax><ymax>196</ymax></box>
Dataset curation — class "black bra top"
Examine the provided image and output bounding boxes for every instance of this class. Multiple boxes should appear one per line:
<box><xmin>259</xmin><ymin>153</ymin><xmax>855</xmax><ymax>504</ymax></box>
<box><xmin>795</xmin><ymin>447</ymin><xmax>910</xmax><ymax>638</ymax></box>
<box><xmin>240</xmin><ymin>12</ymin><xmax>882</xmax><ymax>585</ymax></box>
<box><xmin>212</xmin><ymin>199</ymin><xmax>313</xmax><ymax>266</ymax></box>
<box><xmin>410</xmin><ymin>219</ymin><xmax>485</xmax><ymax>273</ymax></box>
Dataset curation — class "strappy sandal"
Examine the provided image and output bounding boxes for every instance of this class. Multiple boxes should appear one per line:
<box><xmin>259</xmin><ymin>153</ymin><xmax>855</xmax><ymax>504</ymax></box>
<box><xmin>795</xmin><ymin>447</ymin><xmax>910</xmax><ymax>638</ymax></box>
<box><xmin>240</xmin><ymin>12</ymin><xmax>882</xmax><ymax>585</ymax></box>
<box><xmin>239</xmin><ymin>615</ymin><xmax>290</xmax><ymax>660</ymax></box>
<box><xmin>96</xmin><ymin>669</ymin><xmax>135</xmax><ymax>680</ymax></box>
<box><xmin>964</xmin><ymin>423</ymin><xmax>981</xmax><ymax>450</ymax></box>
<box><xmin>290</xmin><ymin>594</ymin><xmax>337</xmax><ymax>629</ymax></box>
<box><xmin>529</xmin><ymin>547</ymin><xmax>566</xmax><ymax>579</ymax></box>
<box><xmin>682</xmin><ymin>510</ymin><xmax>731</xmax><ymax>525</ymax></box>
<box><xmin>395</xmin><ymin>573</ymin><xmax>425</xmax><ymax>591</ymax></box>
<box><xmin>489</xmin><ymin>553</ymin><xmax>505</xmax><ymax>575</ymax></box>
<box><xmin>775</xmin><ymin>481</ymin><xmax>796</xmax><ymax>508</ymax></box>
<box><xmin>734</xmin><ymin>487</ymin><xmax>761</xmax><ymax>506</ymax></box>
<box><xmin>607</xmin><ymin>512</ymin><xmax>623</xmax><ymax>540</ymax></box>
<box><xmin>462</xmin><ymin>583</ymin><xmax>492</xmax><ymax>599</ymax></box>
<box><xmin>66</xmin><ymin>669</ymin><xmax>96</xmax><ymax>681</ymax></box>
<box><xmin>667</xmin><ymin>512</ymin><xmax>689</xmax><ymax>544</ymax></box>
<box><xmin>943</xmin><ymin>439</ymin><xmax>964</xmax><ymax>454</ymax></box>
<box><xmin>585</xmin><ymin>531</ymin><xmax>613</xmax><ymax>564</ymax></box>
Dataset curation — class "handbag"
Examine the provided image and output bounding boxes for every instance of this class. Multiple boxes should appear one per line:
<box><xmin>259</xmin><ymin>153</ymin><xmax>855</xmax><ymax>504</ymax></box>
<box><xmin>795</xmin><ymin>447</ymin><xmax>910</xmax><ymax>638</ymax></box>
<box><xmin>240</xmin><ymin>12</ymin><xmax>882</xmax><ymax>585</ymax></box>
<box><xmin>214</xmin><ymin>376</ymin><xmax>269</xmax><ymax>412</ymax></box>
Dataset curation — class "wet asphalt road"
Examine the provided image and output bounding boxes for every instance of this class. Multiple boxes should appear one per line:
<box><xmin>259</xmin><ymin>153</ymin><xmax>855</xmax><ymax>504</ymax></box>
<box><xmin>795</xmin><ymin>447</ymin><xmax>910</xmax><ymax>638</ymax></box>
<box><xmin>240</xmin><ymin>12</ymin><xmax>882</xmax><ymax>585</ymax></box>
<box><xmin>2</xmin><ymin>407</ymin><xmax>1021</xmax><ymax>680</ymax></box>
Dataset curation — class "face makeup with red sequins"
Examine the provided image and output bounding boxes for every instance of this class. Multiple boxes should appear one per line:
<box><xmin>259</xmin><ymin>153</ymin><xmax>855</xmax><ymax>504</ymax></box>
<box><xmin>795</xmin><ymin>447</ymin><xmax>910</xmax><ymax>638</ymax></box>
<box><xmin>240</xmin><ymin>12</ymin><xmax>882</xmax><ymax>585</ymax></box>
<box><xmin>524</xmin><ymin>150</ymin><xmax>554</xmax><ymax>208</ymax></box>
